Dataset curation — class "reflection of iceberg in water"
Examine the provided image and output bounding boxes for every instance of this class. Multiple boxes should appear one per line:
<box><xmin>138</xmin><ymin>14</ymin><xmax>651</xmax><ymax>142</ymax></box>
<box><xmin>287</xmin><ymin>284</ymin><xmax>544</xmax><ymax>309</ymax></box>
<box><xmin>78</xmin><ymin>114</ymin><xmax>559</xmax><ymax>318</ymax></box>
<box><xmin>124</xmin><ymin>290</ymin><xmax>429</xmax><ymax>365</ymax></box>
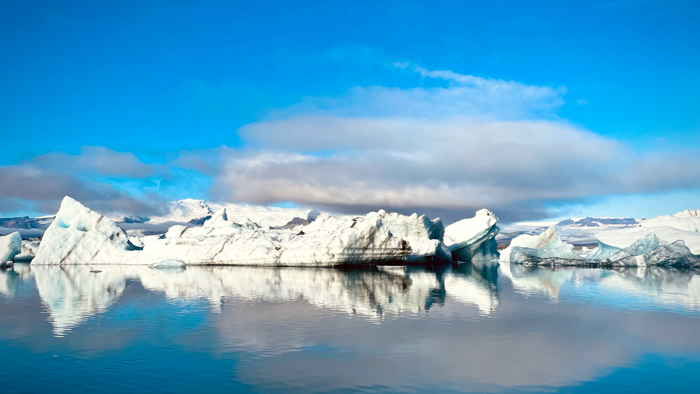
<box><xmin>597</xmin><ymin>267</ymin><xmax>700</xmax><ymax>312</ymax></box>
<box><xmin>445</xmin><ymin>262</ymin><xmax>499</xmax><ymax>315</ymax></box>
<box><xmin>27</xmin><ymin>263</ymin><xmax>503</xmax><ymax>336</ymax></box>
<box><xmin>498</xmin><ymin>261</ymin><xmax>700</xmax><ymax>312</ymax></box>
<box><xmin>32</xmin><ymin>265</ymin><xmax>131</xmax><ymax>336</ymax></box>
<box><xmin>499</xmin><ymin>261</ymin><xmax>577</xmax><ymax>300</ymax></box>
<box><xmin>0</xmin><ymin>263</ymin><xmax>33</xmax><ymax>297</ymax></box>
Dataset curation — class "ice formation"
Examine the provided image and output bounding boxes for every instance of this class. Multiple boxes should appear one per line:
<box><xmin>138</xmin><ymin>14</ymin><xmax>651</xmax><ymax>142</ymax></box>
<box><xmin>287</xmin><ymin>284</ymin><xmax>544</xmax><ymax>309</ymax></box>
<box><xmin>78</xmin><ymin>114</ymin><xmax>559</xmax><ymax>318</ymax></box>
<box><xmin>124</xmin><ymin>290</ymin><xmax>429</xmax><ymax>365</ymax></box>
<box><xmin>15</xmin><ymin>239</ymin><xmax>40</xmax><ymax>261</ymax></box>
<box><xmin>500</xmin><ymin>226</ymin><xmax>580</xmax><ymax>263</ymax></box>
<box><xmin>149</xmin><ymin>259</ymin><xmax>186</xmax><ymax>269</ymax></box>
<box><xmin>503</xmin><ymin>223</ymin><xmax>700</xmax><ymax>268</ymax></box>
<box><xmin>33</xmin><ymin>197</ymin><xmax>500</xmax><ymax>266</ymax></box>
<box><xmin>33</xmin><ymin>197</ymin><xmax>141</xmax><ymax>265</ymax></box>
<box><xmin>0</xmin><ymin>231</ymin><xmax>22</xmax><ymax>262</ymax></box>
<box><xmin>602</xmin><ymin>235</ymin><xmax>700</xmax><ymax>267</ymax></box>
<box><xmin>444</xmin><ymin>209</ymin><xmax>500</xmax><ymax>261</ymax></box>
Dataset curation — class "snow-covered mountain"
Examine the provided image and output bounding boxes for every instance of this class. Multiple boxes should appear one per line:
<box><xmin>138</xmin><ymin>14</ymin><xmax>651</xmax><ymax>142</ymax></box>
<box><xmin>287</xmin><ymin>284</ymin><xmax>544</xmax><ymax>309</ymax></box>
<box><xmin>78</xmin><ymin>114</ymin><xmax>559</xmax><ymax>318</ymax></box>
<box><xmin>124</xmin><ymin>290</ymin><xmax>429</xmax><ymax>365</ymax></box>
<box><xmin>120</xmin><ymin>198</ymin><xmax>315</xmax><ymax>228</ymax></box>
<box><xmin>556</xmin><ymin>217</ymin><xmax>639</xmax><ymax>227</ymax></box>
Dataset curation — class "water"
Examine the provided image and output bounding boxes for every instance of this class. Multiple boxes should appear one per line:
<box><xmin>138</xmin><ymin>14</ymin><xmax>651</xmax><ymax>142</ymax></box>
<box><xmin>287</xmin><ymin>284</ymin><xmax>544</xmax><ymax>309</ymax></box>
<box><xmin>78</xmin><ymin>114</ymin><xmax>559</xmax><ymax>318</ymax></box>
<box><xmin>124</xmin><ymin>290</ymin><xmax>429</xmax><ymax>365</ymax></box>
<box><xmin>1</xmin><ymin>262</ymin><xmax>700</xmax><ymax>393</ymax></box>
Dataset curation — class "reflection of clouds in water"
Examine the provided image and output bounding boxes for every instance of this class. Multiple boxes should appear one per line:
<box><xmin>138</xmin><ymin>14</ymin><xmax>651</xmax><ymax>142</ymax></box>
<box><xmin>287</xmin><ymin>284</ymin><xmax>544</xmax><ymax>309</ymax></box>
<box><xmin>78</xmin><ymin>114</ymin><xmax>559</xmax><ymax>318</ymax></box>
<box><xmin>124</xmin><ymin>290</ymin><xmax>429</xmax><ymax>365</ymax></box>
<box><xmin>500</xmin><ymin>262</ymin><xmax>700</xmax><ymax>313</ymax></box>
<box><xmin>25</xmin><ymin>264</ymin><xmax>502</xmax><ymax>336</ymax></box>
<box><xmin>230</xmin><ymin>289</ymin><xmax>700</xmax><ymax>392</ymax></box>
<box><xmin>2</xmin><ymin>264</ymin><xmax>700</xmax><ymax>391</ymax></box>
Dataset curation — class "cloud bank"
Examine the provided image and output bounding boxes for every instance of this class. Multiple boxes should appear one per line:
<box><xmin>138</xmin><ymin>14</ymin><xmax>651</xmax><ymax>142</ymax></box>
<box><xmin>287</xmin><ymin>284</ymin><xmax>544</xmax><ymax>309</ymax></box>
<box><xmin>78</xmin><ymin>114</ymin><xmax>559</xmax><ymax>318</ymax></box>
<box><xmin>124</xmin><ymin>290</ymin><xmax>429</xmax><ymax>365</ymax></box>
<box><xmin>198</xmin><ymin>65</ymin><xmax>700</xmax><ymax>222</ymax></box>
<box><xmin>0</xmin><ymin>147</ymin><xmax>166</xmax><ymax>216</ymax></box>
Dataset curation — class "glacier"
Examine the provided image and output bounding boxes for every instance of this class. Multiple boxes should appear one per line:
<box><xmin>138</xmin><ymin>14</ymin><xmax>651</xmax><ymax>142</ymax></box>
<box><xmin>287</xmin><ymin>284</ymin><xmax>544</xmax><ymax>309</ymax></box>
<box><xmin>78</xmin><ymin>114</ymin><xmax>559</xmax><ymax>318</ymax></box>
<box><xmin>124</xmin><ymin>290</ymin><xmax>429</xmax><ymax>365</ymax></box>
<box><xmin>32</xmin><ymin>196</ymin><xmax>499</xmax><ymax>266</ymax></box>
<box><xmin>640</xmin><ymin>210</ymin><xmax>700</xmax><ymax>232</ymax></box>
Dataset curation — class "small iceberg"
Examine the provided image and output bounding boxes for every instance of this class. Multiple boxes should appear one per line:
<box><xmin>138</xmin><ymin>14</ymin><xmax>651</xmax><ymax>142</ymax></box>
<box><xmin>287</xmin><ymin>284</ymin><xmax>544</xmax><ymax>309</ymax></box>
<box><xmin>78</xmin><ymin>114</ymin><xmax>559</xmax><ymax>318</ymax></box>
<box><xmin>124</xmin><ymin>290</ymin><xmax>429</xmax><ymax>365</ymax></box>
<box><xmin>0</xmin><ymin>232</ymin><xmax>22</xmax><ymax>263</ymax></box>
<box><xmin>149</xmin><ymin>259</ymin><xmax>186</xmax><ymax>269</ymax></box>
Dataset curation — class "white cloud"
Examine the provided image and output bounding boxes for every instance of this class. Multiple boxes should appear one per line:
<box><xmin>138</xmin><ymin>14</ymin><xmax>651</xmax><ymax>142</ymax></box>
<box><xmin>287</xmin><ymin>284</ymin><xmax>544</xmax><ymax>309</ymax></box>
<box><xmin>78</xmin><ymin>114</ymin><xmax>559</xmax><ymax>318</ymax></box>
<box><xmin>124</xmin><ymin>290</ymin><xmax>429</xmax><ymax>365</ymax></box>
<box><xmin>198</xmin><ymin>65</ymin><xmax>700</xmax><ymax>222</ymax></box>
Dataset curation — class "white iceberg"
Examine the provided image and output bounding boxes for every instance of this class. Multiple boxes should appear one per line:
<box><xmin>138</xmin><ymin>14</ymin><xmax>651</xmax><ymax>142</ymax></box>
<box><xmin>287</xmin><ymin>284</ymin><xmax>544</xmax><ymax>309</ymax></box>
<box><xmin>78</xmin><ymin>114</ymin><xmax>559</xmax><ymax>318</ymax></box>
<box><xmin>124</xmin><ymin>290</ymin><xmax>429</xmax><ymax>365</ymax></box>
<box><xmin>33</xmin><ymin>197</ymin><xmax>141</xmax><ymax>265</ymax></box>
<box><xmin>602</xmin><ymin>234</ymin><xmax>700</xmax><ymax>267</ymax></box>
<box><xmin>0</xmin><ymin>231</ymin><xmax>22</xmax><ymax>262</ymax></box>
<box><xmin>444</xmin><ymin>209</ymin><xmax>500</xmax><ymax>261</ymax></box>
<box><xmin>32</xmin><ymin>197</ymin><xmax>507</xmax><ymax>266</ymax></box>
<box><xmin>500</xmin><ymin>226</ymin><xmax>580</xmax><ymax>263</ymax></box>
<box><xmin>149</xmin><ymin>259</ymin><xmax>186</xmax><ymax>269</ymax></box>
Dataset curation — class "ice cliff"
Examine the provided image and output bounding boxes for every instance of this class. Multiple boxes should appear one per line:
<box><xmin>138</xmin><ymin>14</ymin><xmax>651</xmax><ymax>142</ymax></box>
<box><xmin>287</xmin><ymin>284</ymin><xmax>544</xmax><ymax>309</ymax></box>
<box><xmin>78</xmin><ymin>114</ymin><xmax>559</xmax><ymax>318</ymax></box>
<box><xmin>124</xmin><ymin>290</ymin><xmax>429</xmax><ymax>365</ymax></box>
<box><xmin>32</xmin><ymin>197</ymin><xmax>499</xmax><ymax>266</ymax></box>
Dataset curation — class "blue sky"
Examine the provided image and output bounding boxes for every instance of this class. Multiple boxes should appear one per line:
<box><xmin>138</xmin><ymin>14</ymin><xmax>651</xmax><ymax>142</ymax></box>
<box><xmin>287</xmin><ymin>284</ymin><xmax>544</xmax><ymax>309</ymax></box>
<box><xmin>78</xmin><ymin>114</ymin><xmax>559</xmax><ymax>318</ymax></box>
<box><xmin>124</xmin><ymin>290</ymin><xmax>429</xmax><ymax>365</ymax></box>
<box><xmin>1</xmin><ymin>0</ymin><xmax>699</xmax><ymax>222</ymax></box>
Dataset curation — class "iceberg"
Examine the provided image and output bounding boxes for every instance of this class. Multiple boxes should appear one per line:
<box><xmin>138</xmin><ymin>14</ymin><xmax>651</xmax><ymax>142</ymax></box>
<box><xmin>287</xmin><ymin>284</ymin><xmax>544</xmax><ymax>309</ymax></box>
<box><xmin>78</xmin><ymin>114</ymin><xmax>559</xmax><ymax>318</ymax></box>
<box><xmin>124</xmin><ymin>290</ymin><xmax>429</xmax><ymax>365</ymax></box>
<box><xmin>500</xmin><ymin>226</ymin><xmax>580</xmax><ymax>263</ymax></box>
<box><xmin>32</xmin><ymin>197</ymin><xmax>506</xmax><ymax>266</ymax></box>
<box><xmin>601</xmin><ymin>234</ymin><xmax>700</xmax><ymax>267</ymax></box>
<box><xmin>0</xmin><ymin>231</ymin><xmax>22</xmax><ymax>262</ymax></box>
<box><xmin>444</xmin><ymin>209</ymin><xmax>500</xmax><ymax>261</ymax></box>
<box><xmin>32</xmin><ymin>197</ymin><xmax>452</xmax><ymax>266</ymax></box>
<box><xmin>149</xmin><ymin>259</ymin><xmax>186</xmax><ymax>269</ymax></box>
<box><xmin>33</xmin><ymin>197</ymin><xmax>141</xmax><ymax>265</ymax></box>
<box><xmin>506</xmin><ymin>230</ymin><xmax>700</xmax><ymax>268</ymax></box>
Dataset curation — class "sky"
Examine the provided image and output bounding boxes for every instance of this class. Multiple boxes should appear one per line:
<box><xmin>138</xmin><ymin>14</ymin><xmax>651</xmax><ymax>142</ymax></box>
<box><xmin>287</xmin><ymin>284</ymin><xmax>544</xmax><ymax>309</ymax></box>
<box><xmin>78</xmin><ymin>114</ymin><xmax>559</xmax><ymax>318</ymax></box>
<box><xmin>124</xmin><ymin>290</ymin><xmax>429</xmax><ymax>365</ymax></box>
<box><xmin>1</xmin><ymin>0</ymin><xmax>699</xmax><ymax>223</ymax></box>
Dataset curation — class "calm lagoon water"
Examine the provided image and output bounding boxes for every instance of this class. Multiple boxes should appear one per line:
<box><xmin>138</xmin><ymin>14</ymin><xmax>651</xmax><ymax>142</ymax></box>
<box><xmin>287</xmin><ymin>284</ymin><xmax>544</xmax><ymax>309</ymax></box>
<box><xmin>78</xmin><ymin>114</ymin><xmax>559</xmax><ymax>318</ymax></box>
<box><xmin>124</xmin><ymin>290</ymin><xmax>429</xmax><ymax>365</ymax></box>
<box><xmin>1</xmin><ymin>262</ymin><xmax>700</xmax><ymax>393</ymax></box>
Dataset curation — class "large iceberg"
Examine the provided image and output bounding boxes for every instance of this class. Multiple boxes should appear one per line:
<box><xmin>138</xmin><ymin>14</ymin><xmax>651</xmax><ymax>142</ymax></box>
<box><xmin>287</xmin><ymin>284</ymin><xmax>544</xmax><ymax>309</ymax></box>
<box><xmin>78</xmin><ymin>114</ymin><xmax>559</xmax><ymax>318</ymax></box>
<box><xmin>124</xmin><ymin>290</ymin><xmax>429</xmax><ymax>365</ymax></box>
<box><xmin>0</xmin><ymin>231</ymin><xmax>22</xmax><ymax>262</ymax></box>
<box><xmin>443</xmin><ymin>209</ymin><xmax>499</xmax><ymax>261</ymax></box>
<box><xmin>32</xmin><ymin>197</ymin><xmax>500</xmax><ymax>266</ymax></box>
